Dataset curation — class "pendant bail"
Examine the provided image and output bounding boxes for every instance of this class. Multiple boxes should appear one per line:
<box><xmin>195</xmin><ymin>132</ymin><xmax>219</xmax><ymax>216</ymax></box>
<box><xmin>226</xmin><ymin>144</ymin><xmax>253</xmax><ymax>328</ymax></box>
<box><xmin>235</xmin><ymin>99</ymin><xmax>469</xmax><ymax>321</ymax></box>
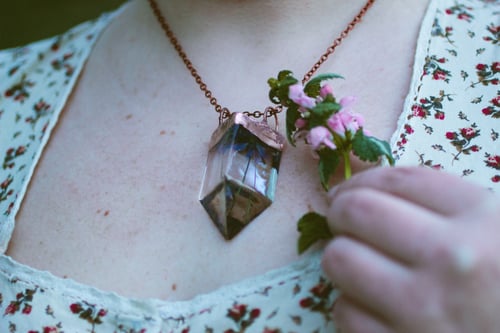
<box><xmin>199</xmin><ymin>113</ymin><xmax>286</xmax><ymax>240</ymax></box>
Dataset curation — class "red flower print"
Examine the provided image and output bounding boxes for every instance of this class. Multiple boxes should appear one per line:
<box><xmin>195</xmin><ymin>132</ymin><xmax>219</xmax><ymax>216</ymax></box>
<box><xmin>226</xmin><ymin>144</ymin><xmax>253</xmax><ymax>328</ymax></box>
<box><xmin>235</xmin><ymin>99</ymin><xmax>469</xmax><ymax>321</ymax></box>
<box><xmin>412</xmin><ymin>104</ymin><xmax>426</xmax><ymax>118</ymax></box>
<box><xmin>492</xmin><ymin>96</ymin><xmax>500</xmax><ymax>107</ymax></box>
<box><xmin>4</xmin><ymin>77</ymin><xmax>35</xmax><ymax>103</ymax></box>
<box><xmin>485</xmin><ymin>154</ymin><xmax>500</xmax><ymax>170</ymax></box>
<box><xmin>444</xmin><ymin>4</ymin><xmax>474</xmax><ymax>22</ymax></box>
<box><xmin>411</xmin><ymin>91</ymin><xmax>452</xmax><ymax>120</ymax></box>
<box><xmin>225</xmin><ymin>303</ymin><xmax>261</xmax><ymax>331</ymax></box>
<box><xmin>69</xmin><ymin>303</ymin><xmax>82</xmax><ymax>314</ymax></box>
<box><xmin>460</xmin><ymin>127</ymin><xmax>477</xmax><ymax>139</ymax></box>
<box><xmin>423</xmin><ymin>56</ymin><xmax>451</xmax><ymax>83</ymax></box>
<box><xmin>43</xmin><ymin>327</ymin><xmax>60</xmax><ymax>333</ymax></box>
<box><xmin>22</xmin><ymin>303</ymin><xmax>32</xmax><ymax>314</ymax></box>
<box><xmin>483</xmin><ymin>107</ymin><xmax>493</xmax><ymax>115</ymax></box>
<box><xmin>69</xmin><ymin>302</ymin><xmax>107</xmax><ymax>330</ymax></box>
<box><xmin>493</xmin><ymin>62</ymin><xmax>500</xmax><ymax>72</ymax></box>
<box><xmin>227</xmin><ymin>304</ymin><xmax>247</xmax><ymax>322</ymax></box>
<box><xmin>250</xmin><ymin>308</ymin><xmax>261</xmax><ymax>319</ymax></box>
<box><xmin>3</xmin><ymin>288</ymin><xmax>37</xmax><ymax>316</ymax></box>
<box><xmin>404</xmin><ymin>124</ymin><xmax>414</xmax><ymax>134</ymax></box>
<box><xmin>4</xmin><ymin>302</ymin><xmax>18</xmax><ymax>315</ymax></box>
<box><xmin>299</xmin><ymin>297</ymin><xmax>314</xmax><ymax>308</ymax></box>
<box><xmin>484</xmin><ymin>24</ymin><xmax>500</xmax><ymax>44</ymax></box>
<box><xmin>482</xmin><ymin>96</ymin><xmax>500</xmax><ymax>118</ymax></box>
<box><xmin>433</xmin><ymin>70</ymin><xmax>448</xmax><ymax>81</ymax></box>
<box><xmin>472</xmin><ymin>62</ymin><xmax>500</xmax><ymax>87</ymax></box>
<box><xmin>447</xmin><ymin>125</ymin><xmax>481</xmax><ymax>161</ymax></box>
<box><xmin>298</xmin><ymin>278</ymin><xmax>335</xmax><ymax>321</ymax></box>
<box><xmin>435</xmin><ymin>111</ymin><xmax>445</xmax><ymax>120</ymax></box>
<box><xmin>493</xmin><ymin>175</ymin><xmax>500</xmax><ymax>183</ymax></box>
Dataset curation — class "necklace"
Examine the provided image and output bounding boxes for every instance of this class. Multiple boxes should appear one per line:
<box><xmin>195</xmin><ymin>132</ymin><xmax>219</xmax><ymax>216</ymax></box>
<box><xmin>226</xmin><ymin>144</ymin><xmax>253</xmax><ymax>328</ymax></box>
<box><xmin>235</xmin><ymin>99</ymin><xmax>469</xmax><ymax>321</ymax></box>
<box><xmin>148</xmin><ymin>0</ymin><xmax>376</xmax><ymax>240</ymax></box>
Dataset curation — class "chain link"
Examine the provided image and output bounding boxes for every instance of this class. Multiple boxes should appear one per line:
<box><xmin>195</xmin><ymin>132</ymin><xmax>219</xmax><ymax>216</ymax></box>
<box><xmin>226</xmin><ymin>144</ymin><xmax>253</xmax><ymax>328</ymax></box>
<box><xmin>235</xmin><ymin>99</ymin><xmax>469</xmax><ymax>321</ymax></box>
<box><xmin>148</xmin><ymin>0</ymin><xmax>376</xmax><ymax>122</ymax></box>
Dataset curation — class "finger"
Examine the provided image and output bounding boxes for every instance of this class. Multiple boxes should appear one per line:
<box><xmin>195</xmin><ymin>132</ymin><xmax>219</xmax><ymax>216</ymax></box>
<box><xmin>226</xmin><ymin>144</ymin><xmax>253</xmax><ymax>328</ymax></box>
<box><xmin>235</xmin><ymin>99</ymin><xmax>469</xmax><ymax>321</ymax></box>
<box><xmin>328</xmin><ymin>185</ymin><xmax>449</xmax><ymax>264</ymax></box>
<box><xmin>330</xmin><ymin>167</ymin><xmax>490</xmax><ymax>217</ymax></box>
<box><xmin>334</xmin><ymin>296</ymin><xmax>393</xmax><ymax>333</ymax></box>
<box><xmin>322</xmin><ymin>236</ymin><xmax>410</xmax><ymax>318</ymax></box>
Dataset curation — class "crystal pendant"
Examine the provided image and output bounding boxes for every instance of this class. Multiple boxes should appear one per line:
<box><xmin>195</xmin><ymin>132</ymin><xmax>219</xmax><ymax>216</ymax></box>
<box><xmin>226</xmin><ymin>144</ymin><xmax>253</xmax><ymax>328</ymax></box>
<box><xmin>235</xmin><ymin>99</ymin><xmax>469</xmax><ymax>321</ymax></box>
<box><xmin>200</xmin><ymin>113</ymin><xmax>286</xmax><ymax>240</ymax></box>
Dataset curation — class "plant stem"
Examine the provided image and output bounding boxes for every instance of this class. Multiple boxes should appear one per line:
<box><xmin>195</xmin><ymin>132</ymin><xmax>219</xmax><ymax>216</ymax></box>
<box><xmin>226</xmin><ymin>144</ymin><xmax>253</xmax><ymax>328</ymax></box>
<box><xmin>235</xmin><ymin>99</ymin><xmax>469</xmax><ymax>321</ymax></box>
<box><xmin>343</xmin><ymin>151</ymin><xmax>352</xmax><ymax>180</ymax></box>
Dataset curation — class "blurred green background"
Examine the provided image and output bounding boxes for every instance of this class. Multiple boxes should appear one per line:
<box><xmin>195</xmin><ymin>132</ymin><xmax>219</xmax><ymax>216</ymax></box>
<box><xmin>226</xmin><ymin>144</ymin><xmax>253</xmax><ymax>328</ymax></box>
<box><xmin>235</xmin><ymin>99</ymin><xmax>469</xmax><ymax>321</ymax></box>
<box><xmin>0</xmin><ymin>0</ymin><xmax>127</xmax><ymax>49</ymax></box>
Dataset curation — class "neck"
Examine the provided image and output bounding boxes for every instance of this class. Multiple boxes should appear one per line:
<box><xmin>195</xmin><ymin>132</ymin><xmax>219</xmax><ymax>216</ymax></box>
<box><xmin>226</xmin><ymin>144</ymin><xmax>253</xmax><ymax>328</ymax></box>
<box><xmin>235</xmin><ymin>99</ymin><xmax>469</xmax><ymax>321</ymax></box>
<box><xmin>161</xmin><ymin>0</ymin><xmax>371</xmax><ymax>23</ymax></box>
<box><xmin>152</xmin><ymin>0</ymin><xmax>375</xmax><ymax>40</ymax></box>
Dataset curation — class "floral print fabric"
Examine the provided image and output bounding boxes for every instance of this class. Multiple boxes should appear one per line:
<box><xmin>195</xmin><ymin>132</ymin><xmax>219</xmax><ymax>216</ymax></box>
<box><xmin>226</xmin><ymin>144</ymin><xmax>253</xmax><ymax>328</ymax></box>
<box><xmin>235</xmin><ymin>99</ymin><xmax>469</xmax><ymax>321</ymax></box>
<box><xmin>392</xmin><ymin>0</ymin><xmax>500</xmax><ymax>190</ymax></box>
<box><xmin>0</xmin><ymin>0</ymin><xmax>498</xmax><ymax>331</ymax></box>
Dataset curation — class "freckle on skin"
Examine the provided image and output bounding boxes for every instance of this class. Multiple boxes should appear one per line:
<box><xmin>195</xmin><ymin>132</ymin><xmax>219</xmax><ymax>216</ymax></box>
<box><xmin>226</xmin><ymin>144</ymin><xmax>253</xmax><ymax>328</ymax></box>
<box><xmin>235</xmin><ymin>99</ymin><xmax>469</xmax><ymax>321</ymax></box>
<box><xmin>104</xmin><ymin>210</ymin><xmax>110</xmax><ymax>217</ymax></box>
<box><xmin>160</xmin><ymin>130</ymin><xmax>167</xmax><ymax>135</ymax></box>
<box><xmin>126</xmin><ymin>114</ymin><xmax>133</xmax><ymax>120</ymax></box>
<box><xmin>172</xmin><ymin>283</ymin><xmax>177</xmax><ymax>291</ymax></box>
<box><xmin>170</xmin><ymin>130</ymin><xmax>176</xmax><ymax>136</ymax></box>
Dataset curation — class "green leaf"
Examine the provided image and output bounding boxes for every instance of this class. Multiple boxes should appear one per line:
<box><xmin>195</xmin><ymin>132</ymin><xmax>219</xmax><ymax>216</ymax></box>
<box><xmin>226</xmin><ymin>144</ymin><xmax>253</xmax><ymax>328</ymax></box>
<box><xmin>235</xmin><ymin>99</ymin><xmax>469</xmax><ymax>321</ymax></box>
<box><xmin>278</xmin><ymin>77</ymin><xmax>299</xmax><ymax>105</ymax></box>
<box><xmin>286</xmin><ymin>104</ymin><xmax>300</xmax><ymax>145</ymax></box>
<box><xmin>318</xmin><ymin>149</ymin><xmax>341</xmax><ymax>191</ymax></box>
<box><xmin>268</xmin><ymin>71</ymin><xmax>298</xmax><ymax>106</ymax></box>
<box><xmin>297</xmin><ymin>212</ymin><xmax>334</xmax><ymax>254</ymax></box>
<box><xmin>278</xmin><ymin>70</ymin><xmax>294</xmax><ymax>81</ymax></box>
<box><xmin>352</xmin><ymin>130</ymin><xmax>395</xmax><ymax>165</ymax></box>
<box><xmin>304</xmin><ymin>73</ymin><xmax>344</xmax><ymax>97</ymax></box>
<box><xmin>310</xmin><ymin>102</ymin><xmax>341</xmax><ymax>126</ymax></box>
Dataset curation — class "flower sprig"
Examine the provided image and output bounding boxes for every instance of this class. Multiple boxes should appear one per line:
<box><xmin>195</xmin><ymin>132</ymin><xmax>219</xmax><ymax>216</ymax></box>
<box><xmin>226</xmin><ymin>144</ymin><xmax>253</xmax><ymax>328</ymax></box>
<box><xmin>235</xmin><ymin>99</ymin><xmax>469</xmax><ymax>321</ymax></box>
<box><xmin>268</xmin><ymin>70</ymin><xmax>395</xmax><ymax>253</ymax></box>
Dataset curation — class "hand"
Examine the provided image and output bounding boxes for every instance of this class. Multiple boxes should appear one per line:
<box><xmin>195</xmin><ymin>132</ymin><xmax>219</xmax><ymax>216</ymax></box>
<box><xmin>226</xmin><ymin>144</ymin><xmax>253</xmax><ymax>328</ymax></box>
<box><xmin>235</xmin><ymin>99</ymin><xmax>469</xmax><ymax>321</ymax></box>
<box><xmin>321</xmin><ymin>166</ymin><xmax>500</xmax><ymax>333</ymax></box>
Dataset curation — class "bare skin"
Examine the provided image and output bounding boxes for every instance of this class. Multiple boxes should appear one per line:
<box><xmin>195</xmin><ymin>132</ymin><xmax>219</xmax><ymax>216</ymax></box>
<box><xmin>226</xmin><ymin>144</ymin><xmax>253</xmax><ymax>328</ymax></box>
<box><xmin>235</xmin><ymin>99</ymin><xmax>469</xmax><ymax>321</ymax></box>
<box><xmin>7</xmin><ymin>0</ymin><xmax>429</xmax><ymax>300</ymax></box>
<box><xmin>323</xmin><ymin>167</ymin><xmax>500</xmax><ymax>333</ymax></box>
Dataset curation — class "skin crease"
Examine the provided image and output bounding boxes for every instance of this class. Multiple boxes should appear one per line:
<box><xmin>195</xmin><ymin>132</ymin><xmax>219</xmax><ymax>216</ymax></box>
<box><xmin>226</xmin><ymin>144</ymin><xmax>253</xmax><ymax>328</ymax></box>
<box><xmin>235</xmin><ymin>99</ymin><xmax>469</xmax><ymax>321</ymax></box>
<box><xmin>322</xmin><ymin>167</ymin><xmax>500</xmax><ymax>333</ymax></box>
<box><xmin>7</xmin><ymin>0</ymin><xmax>430</xmax><ymax>302</ymax></box>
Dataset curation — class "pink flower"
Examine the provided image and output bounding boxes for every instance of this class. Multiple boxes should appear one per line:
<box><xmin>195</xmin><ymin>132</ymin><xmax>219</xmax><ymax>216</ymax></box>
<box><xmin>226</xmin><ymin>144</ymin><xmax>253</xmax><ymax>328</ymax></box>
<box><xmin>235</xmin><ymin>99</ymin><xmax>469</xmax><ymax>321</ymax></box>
<box><xmin>289</xmin><ymin>83</ymin><xmax>316</xmax><ymax>109</ymax></box>
<box><xmin>339</xmin><ymin>96</ymin><xmax>357</xmax><ymax>110</ymax></box>
<box><xmin>295</xmin><ymin>117</ymin><xmax>308</xmax><ymax>129</ymax></box>
<box><xmin>327</xmin><ymin>110</ymin><xmax>365</xmax><ymax>137</ymax></box>
<box><xmin>307</xmin><ymin>126</ymin><xmax>336</xmax><ymax>150</ymax></box>
<box><xmin>320</xmin><ymin>84</ymin><xmax>334</xmax><ymax>98</ymax></box>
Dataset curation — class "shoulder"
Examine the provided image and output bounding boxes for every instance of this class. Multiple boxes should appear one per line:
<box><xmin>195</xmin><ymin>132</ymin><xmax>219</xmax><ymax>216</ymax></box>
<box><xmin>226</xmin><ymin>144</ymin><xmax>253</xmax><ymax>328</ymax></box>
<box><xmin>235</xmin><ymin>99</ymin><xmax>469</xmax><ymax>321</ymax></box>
<box><xmin>0</xmin><ymin>4</ymin><xmax>126</xmax><ymax>240</ymax></box>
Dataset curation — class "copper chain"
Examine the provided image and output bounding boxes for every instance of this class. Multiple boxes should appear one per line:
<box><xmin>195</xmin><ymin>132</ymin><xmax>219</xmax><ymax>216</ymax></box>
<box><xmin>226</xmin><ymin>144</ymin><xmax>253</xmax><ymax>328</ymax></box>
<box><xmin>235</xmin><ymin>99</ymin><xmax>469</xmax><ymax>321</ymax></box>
<box><xmin>148</xmin><ymin>0</ymin><xmax>376</xmax><ymax>123</ymax></box>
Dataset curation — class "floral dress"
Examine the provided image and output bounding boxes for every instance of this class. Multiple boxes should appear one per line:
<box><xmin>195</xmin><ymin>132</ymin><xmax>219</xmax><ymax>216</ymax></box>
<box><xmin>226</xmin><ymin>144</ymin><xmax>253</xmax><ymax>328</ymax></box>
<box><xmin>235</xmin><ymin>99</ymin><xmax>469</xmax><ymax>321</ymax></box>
<box><xmin>0</xmin><ymin>0</ymin><xmax>498</xmax><ymax>332</ymax></box>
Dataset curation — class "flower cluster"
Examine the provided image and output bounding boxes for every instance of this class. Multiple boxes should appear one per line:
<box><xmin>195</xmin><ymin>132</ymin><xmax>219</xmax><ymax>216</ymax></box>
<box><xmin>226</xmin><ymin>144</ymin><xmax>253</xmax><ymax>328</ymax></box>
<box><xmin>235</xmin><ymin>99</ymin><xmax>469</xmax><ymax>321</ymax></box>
<box><xmin>268</xmin><ymin>71</ymin><xmax>394</xmax><ymax>253</ymax></box>
<box><xmin>268</xmin><ymin>71</ymin><xmax>393</xmax><ymax>190</ymax></box>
